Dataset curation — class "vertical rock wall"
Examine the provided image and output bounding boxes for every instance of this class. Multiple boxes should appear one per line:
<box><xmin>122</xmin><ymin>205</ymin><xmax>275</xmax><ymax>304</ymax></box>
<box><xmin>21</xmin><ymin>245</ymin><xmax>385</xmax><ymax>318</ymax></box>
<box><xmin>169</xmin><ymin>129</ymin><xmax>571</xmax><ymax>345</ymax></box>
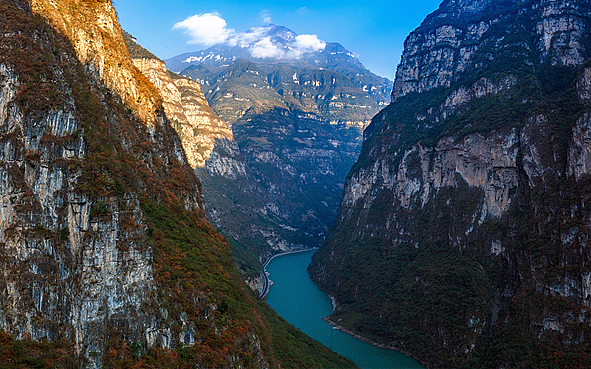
<box><xmin>311</xmin><ymin>0</ymin><xmax>591</xmax><ymax>367</ymax></box>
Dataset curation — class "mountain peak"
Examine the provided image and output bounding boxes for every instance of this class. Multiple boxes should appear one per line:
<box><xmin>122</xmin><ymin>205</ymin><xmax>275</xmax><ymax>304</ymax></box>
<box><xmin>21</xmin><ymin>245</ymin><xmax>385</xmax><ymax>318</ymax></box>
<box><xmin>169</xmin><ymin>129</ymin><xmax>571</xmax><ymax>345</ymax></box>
<box><xmin>165</xmin><ymin>24</ymin><xmax>343</xmax><ymax>72</ymax></box>
<box><xmin>234</xmin><ymin>24</ymin><xmax>297</xmax><ymax>43</ymax></box>
<box><xmin>224</xmin><ymin>24</ymin><xmax>326</xmax><ymax>60</ymax></box>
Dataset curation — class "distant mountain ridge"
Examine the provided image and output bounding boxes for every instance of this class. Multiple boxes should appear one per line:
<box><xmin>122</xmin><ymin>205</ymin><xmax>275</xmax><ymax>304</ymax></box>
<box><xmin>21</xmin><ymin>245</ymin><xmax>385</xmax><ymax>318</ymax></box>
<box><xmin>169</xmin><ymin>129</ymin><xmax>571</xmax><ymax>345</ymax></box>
<box><xmin>166</xmin><ymin>25</ymin><xmax>361</xmax><ymax>73</ymax></box>
<box><xmin>166</xmin><ymin>24</ymin><xmax>392</xmax><ymax>126</ymax></box>
<box><xmin>159</xmin><ymin>25</ymin><xmax>382</xmax><ymax>278</ymax></box>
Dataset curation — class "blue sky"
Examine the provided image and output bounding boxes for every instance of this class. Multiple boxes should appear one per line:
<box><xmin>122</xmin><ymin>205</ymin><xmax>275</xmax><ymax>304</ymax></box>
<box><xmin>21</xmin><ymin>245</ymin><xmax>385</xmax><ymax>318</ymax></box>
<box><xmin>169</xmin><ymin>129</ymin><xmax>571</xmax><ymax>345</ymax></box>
<box><xmin>114</xmin><ymin>0</ymin><xmax>443</xmax><ymax>80</ymax></box>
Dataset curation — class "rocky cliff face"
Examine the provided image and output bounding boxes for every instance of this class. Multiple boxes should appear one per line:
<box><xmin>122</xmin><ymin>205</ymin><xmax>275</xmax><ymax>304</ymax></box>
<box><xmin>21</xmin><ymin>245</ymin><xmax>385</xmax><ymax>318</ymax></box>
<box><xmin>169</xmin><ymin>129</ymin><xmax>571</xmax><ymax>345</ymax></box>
<box><xmin>128</xmin><ymin>50</ymin><xmax>234</xmax><ymax>168</ymax></box>
<box><xmin>0</xmin><ymin>1</ymin><xmax>357</xmax><ymax>368</ymax></box>
<box><xmin>0</xmin><ymin>0</ymin><xmax>257</xmax><ymax>366</ymax></box>
<box><xmin>127</xmin><ymin>33</ymin><xmax>367</xmax><ymax>277</ymax></box>
<box><xmin>392</xmin><ymin>0</ymin><xmax>589</xmax><ymax>100</ymax></box>
<box><xmin>310</xmin><ymin>0</ymin><xmax>591</xmax><ymax>367</ymax></box>
<box><xmin>30</xmin><ymin>0</ymin><xmax>161</xmax><ymax>125</ymax></box>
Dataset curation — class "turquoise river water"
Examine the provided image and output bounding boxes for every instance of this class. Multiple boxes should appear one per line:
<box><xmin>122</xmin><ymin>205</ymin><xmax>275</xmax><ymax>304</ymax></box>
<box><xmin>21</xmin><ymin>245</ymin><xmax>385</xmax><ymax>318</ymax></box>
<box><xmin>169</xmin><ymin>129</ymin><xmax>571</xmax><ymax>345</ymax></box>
<box><xmin>266</xmin><ymin>250</ymin><xmax>425</xmax><ymax>369</ymax></box>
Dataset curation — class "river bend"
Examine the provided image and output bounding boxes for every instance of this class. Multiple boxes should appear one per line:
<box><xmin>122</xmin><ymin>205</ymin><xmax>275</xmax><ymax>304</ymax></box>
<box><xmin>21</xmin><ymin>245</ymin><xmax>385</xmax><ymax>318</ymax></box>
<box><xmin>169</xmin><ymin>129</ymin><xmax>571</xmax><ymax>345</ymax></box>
<box><xmin>266</xmin><ymin>250</ymin><xmax>425</xmax><ymax>369</ymax></box>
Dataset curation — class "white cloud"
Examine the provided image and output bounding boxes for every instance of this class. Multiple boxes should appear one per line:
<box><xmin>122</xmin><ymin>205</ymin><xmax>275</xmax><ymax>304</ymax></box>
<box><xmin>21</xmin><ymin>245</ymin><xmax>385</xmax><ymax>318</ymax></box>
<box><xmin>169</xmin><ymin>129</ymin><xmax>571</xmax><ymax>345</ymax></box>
<box><xmin>289</xmin><ymin>34</ymin><xmax>326</xmax><ymax>56</ymax></box>
<box><xmin>227</xmin><ymin>27</ymin><xmax>268</xmax><ymax>48</ymax></box>
<box><xmin>260</xmin><ymin>10</ymin><xmax>272</xmax><ymax>24</ymax></box>
<box><xmin>251</xmin><ymin>37</ymin><xmax>285</xmax><ymax>58</ymax></box>
<box><xmin>250</xmin><ymin>34</ymin><xmax>326</xmax><ymax>59</ymax></box>
<box><xmin>173</xmin><ymin>15</ymin><xmax>327</xmax><ymax>61</ymax></box>
<box><xmin>173</xmin><ymin>13</ymin><xmax>235</xmax><ymax>46</ymax></box>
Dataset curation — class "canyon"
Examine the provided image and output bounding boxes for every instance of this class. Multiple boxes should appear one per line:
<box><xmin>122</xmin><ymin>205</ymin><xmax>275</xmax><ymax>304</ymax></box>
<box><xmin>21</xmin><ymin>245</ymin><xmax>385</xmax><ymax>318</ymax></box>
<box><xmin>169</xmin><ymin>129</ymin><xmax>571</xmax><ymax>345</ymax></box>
<box><xmin>3</xmin><ymin>0</ymin><xmax>591</xmax><ymax>367</ymax></box>
<box><xmin>128</xmin><ymin>25</ymin><xmax>394</xmax><ymax>287</ymax></box>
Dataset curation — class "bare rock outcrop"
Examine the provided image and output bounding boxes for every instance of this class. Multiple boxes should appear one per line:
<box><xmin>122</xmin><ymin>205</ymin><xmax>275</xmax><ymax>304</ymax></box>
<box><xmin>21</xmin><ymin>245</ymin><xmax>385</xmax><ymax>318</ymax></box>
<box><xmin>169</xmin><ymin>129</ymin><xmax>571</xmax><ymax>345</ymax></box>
<box><xmin>131</xmin><ymin>57</ymin><xmax>233</xmax><ymax>167</ymax></box>
<box><xmin>311</xmin><ymin>0</ymin><xmax>591</xmax><ymax>367</ymax></box>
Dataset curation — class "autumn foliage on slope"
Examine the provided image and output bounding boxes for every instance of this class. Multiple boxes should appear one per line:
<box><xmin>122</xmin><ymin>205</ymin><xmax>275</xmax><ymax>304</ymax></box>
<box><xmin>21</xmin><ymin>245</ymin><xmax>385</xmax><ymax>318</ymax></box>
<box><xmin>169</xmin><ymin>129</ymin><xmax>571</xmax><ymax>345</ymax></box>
<box><xmin>0</xmin><ymin>0</ymin><xmax>356</xmax><ymax>367</ymax></box>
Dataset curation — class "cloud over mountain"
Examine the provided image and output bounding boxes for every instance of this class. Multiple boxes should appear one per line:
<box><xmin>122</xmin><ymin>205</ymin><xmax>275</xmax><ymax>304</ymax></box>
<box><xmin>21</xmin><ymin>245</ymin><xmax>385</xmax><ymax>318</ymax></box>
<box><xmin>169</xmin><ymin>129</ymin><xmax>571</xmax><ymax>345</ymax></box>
<box><xmin>247</xmin><ymin>32</ymin><xmax>326</xmax><ymax>59</ymax></box>
<box><xmin>174</xmin><ymin>15</ymin><xmax>325</xmax><ymax>60</ymax></box>
<box><xmin>173</xmin><ymin>13</ymin><xmax>235</xmax><ymax>46</ymax></box>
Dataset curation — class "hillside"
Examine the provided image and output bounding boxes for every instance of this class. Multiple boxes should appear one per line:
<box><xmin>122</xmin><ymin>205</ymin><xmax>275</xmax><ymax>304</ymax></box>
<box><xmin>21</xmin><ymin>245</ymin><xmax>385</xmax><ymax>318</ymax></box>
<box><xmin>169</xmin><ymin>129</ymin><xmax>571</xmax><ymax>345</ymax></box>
<box><xmin>0</xmin><ymin>0</ymin><xmax>357</xmax><ymax>367</ymax></box>
<box><xmin>149</xmin><ymin>25</ymin><xmax>383</xmax><ymax>277</ymax></box>
<box><xmin>168</xmin><ymin>25</ymin><xmax>391</xmax><ymax>127</ymax></box>
<box><xmin>310</xmin><ymin>0</ymin><xmax>591</xmax><ymax>367</ymax></box>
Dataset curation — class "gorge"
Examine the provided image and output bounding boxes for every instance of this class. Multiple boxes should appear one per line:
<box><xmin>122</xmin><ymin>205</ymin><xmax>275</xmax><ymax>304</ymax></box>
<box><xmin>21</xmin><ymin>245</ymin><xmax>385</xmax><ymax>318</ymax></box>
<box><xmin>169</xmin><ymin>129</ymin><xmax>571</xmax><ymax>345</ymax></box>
<box><xmin>0</xmin><ymin>0</ymin><xmax>356</xmax><ymax>367</ymax></box>
<box><xmin>2</xmin><ymin>0</ymin><xmax>591</xmax><ymax>367</ymax></box>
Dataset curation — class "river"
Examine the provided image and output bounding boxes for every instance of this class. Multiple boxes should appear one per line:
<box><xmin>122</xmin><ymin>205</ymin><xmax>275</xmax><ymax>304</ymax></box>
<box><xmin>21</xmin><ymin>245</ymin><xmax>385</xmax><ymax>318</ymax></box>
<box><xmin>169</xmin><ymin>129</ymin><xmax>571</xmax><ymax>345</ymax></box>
<box><xmin>265</xmin><ymin>250</ymin><xmax>425</xmax><ymax>369</ymax></box>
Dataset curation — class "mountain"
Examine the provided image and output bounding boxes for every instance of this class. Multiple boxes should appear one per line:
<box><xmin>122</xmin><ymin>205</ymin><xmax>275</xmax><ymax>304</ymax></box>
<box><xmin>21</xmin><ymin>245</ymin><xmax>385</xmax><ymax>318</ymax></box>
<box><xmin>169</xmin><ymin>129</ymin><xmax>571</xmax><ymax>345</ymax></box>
<box><xmin>0</xmin><ymin>0</ymin><xmax>358</xmax><ymax>367</ymax></box>
<box><xmin>309</xmin><ymin>0</ymin><xmax>591</xmax><ymax>367</ymax></box>
<box><xmin>160</xmin><ymin>25</ymin><xmax>388</xmax><ymax>277</ymax></box>
<box><xmin>166</xmin><ymin>24</ymin><xmax>392</xmax><ymax>125</ymax></box>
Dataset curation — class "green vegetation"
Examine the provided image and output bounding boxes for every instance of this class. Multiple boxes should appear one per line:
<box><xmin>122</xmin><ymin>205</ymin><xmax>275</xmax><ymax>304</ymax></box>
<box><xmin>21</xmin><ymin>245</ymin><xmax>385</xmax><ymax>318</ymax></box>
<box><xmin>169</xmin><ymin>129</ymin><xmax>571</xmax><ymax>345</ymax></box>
<box><xmin>357</xmin><ymin>62</ymin><xmax>584</xmax><ymax>176</ymax></box>
<box><xmin>0</xmin><ymin>1</ymin><xmax>356</xmax><ymax>368</ymax></box>
<box><xmin>310</xmin><ymin>0</ymin><xmax>591</xmax><ymax>367</ymax></box>
<box><xmin>0</xmin><ymin>332</ymin><xmax>82</xmax><ymax>369</ymax></box>
<box><xmin>311</xmin><ymin>183</ymin><xmax>491</xmax><ymax>366</ymax></box>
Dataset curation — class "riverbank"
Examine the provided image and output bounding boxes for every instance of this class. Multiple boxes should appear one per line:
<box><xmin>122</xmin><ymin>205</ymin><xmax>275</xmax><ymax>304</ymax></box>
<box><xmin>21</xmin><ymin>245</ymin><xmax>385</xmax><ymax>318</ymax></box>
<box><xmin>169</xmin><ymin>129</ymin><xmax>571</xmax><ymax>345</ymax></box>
<box><xmin>322</xmin><ymin>317</ymin><xmax>429</xmax><ymax>368</ymax></box>
<box><xmin>265</xmin><ymin>250</ymin><xmax>425</xmax><ymax>368</ymax></box>
<box><xmin>259</xmin><ymin>247</ymin><xmax>319</xmax><ymax>298</ymax></box>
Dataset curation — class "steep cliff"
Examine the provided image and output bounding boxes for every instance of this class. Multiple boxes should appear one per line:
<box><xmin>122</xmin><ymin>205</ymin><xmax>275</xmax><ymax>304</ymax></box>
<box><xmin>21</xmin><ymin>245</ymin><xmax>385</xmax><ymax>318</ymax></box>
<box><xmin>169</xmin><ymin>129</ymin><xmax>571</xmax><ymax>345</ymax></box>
<box><xmin>126</xmin><ymin>33</ymin><xmax>365</xmax><ymax>278</ymax></box>
<box><xmin>125</xmin><ymin>34</ymin><xmax>234</xmax><ymax>168</ymax></box>
<box><xmin>30</xmin><ymin>0</ymin><xmax>161</xmax><ymax>125</ymax></box>
<box><xmin>310</xmin><ymin>0</ymin><xmax>591</xmax><ymax>367</ymax></box>
<box><xmin>0</xmin><ymin>1</ymin><xmax>357</xmax><ymax>368</ymax></box>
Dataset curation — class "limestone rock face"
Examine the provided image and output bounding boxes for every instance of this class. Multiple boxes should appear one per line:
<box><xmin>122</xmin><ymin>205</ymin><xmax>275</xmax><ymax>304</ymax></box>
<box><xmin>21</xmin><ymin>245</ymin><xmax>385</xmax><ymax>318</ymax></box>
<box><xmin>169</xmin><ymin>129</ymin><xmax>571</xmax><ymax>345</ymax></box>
<box><xmin>392</xmin><ymin>0</ymin><xmax>591</xmax><ymax>100</ymax></box>
<box><xmin>576</xmin><ymin>66</ymin><xmax>591</xmax><ymax>103</ymax></box>
<box><xmin>130</xmin><ymin>56</ymin><xmax>232</xmax><ymax>168</ymax></box>
<box><xmin>0</xmin><ymin>1</ymin><xmax>270</xmax><ymax>368</ymax></box>
<box><xmin>342</xmin><ymin>128</ymin><xmax>520</xmax><ymax>220</ymax></box>
<box><xmin>30</xmin><ymin>0</ymin><xmax>161</xmax><ymax>125</ymax></box>
<box><xmin>311</xmin><ymin>0</ymin><xmax>591</xmax><ymax>367</ymax></box>
<box><xmin>0</xmin><ymin>27</ymin><xmax>194</xmax><ymax>369</ymax></box>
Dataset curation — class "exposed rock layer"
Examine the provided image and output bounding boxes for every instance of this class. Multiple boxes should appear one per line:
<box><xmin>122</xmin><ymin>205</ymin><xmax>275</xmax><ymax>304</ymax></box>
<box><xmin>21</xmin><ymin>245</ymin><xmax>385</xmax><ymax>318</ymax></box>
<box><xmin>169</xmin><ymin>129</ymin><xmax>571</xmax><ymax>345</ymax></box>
<box><xmin>0</xmin><ymin>1</ymin><xmax>358</xmax><ymax>368</ymax></box>
<box><xmin>130</xmin><ymin>56</ymin><xmax>232</xmax><ymax>168</ymax></box>
<box><xmin>311</xmin><ymin>0</ymin><xmax>591</xmax><ymax>367</ymax></box>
